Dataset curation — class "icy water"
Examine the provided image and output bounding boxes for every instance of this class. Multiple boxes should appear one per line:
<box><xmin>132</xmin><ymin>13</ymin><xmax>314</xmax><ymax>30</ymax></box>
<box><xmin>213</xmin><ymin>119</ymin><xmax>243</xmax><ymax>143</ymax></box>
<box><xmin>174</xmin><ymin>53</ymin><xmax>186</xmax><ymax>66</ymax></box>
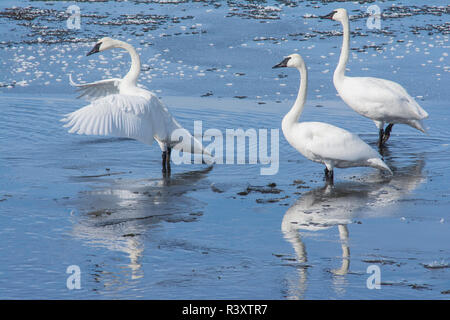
<box><xmin>0</xmin><ymin>0</ymin><xmax>449</xmax><ymax>299</ymax></box>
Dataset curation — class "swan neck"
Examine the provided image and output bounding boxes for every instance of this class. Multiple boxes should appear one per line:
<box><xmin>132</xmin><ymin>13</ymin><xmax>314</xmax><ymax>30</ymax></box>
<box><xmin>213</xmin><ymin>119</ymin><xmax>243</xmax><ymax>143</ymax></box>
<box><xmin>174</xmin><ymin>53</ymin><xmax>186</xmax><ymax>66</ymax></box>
<box><xmin>119</xmin><ymin>41</ymin><xmax>141</xmax><ymax>85</ymax></box>
<box><xmin>334</xmin><ymin>16</ymin><xmax>350</xmax><ymax>82</ymax></box>
<box><xmin>284</xmin><ymin>65</ymin><xmax>307</xmax><ymax>125</ymax></box>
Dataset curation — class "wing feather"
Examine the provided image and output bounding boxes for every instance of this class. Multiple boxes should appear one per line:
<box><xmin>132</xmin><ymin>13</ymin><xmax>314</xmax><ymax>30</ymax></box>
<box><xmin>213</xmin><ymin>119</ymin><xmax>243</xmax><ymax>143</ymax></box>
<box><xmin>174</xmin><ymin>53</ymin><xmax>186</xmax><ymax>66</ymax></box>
<box><xmin>301</xmin><ymin>122</ymin><xmax>379</xmax><ymax>162</ymax></box>
<box><xmin>62</xmin><ymin>94</ymin><xmax>165</xmax><ymax>146</ymax></box>
<box><xmin>69</xmin><ymin>74</ymin><xmax>121</xmax><ymax>101</ymax></box>
<box><xmin>62</xmin><ymin>92</ymin><xmax>209</xmax><ymax>155</ymax></box>
<box><xmin>341</xmin><ymin>77</ymin><xmax>428</xmax><ymax>121</ymax></box>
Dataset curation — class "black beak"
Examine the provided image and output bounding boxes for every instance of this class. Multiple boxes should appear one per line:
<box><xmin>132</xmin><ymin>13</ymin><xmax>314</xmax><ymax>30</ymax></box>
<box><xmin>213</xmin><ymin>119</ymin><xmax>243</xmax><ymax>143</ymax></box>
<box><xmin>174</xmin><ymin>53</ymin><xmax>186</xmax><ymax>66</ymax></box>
<box><xmin>86</xmin><ymin>42</ymin><xmax>102</xmax><ymax>56</ymax></box>
<box><xmin>272</xmin><ymin>57</ymin><xmax>291</xmax><ymax>69</ymax></box>
<box><xmin>320</xmin><ymin>11</ymin><xmax>335</xmax><ymax>20</ymax></box>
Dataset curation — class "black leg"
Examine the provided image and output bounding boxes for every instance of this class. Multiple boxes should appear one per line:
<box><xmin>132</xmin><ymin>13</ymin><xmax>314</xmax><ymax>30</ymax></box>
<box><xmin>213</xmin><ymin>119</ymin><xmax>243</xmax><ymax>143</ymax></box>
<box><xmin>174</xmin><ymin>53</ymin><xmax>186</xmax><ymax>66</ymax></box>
<box><xmin>378</xmin><ymin>128</ymin><xmax>384</xmax><ymax>149</ymax></box>
<box><xmin>166</xmin><ymin>147</ymin><xmax>172</xmax><ymax>175</ymax></box>
<box><xmin>324</xmin><ymin>167</ymin><xmax>334</xmax><ymax>184</ymax></box>
<box><xmin>162</xmin><ymin>151</ymin><xmax>167</xmax><ymax>173</ymax></box>
<box><xmin>382</xmin><ymin>123</ymin><xmax>394</xmax><ymax>145</ymax></box>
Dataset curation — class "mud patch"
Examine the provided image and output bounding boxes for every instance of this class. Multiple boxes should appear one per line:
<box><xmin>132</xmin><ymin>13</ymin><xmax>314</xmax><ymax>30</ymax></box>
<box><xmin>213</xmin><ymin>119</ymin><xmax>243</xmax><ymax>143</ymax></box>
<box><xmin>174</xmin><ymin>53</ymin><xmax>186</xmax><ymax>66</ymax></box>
<box><xmin>256</xmin><ymin>195</ymin><xmax>289</xmax><ymax>204</ymax></box>
<box><xmin>237</xmin><ymin>183</ymin><xmax>283</xmax><ymax>196</ymax></box>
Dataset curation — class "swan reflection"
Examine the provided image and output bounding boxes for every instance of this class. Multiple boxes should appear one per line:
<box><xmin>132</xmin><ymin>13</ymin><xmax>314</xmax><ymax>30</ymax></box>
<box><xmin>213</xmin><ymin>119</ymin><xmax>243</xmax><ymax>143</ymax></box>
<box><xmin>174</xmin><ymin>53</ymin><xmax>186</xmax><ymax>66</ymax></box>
<box><xmin>69</xmin><ymin>166</ymin><xmax>213</xmax><ymax>283</ymax></box>
<box><xmin>281</xmin><ymin>159</ymin><xmax>425</xmax><ymax>298</ymax></box>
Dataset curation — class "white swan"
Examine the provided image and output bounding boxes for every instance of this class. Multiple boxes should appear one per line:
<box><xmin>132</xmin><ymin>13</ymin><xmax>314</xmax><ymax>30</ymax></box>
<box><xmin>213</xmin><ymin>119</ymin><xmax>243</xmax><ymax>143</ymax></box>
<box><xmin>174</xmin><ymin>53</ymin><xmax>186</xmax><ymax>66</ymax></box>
<box><xmin>321</xmin><ymin>8</ymin><xmax>429</xmax><ymax>147</ymax></box>
<box><xmin>273</xmin><ymin>54</ymin><xmax>392</xmax><ymax>183</ymax></box>
<box><xmin>62</xmin><ymin>37</ymin><xmax>209</xmax><ymax>175</ymax></box>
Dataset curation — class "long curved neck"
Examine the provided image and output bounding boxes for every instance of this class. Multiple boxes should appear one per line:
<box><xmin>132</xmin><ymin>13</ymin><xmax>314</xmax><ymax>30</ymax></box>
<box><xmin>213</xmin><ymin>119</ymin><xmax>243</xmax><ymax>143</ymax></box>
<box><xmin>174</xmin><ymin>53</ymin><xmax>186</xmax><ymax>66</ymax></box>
<box><xmin>116</xmin><ymin>40</ymin><xmax>140</xmax><ymax>85</ymax></box>
<box><xmin>283</xmin><ymin>64</ymin><xmax>307</xmax><ymax>126</ymax></box>
<box><xmin>334</xmin><ymin>16</ymin><xmax>350</xmax><ymax>83</ymax></box>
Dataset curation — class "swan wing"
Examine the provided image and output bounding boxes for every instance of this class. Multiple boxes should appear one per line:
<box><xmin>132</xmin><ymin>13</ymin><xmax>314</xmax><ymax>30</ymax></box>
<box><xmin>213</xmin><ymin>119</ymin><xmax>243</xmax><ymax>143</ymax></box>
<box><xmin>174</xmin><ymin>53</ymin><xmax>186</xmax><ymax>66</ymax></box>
<box><xmin>61</xmin><ymin>93</ymin><xmax>181</xmax><ymax>146</ymax></box>
<box><xmin>69</xmin><ymin>74</ymin><xmax>121</xmax><ymax>101</ymax></box>
<box><xmin>341</xmin><ymin>77</ymin><xmax>428</xmax><ymax>120</ymax></box>
<box><xmin>301</xmin><ymin>122</ymin><xmax>379</xmax><ymax>162</ymax></box>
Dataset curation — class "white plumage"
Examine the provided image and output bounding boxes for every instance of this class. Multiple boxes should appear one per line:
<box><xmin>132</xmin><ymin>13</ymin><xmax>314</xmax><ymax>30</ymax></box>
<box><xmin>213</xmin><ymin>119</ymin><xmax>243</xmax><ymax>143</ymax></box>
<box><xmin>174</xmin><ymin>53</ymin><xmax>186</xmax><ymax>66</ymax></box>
<box><xmin>322</xmin><ymin>8</ymin><xmax>429</xmax><ymax>146</ymax></box>
<box><xmin>69</xmin><ymin>74</ymin><xmax>121</xmax><ymax>101</ymax></box>
<box><xmin>63</xmin><ymin>93</ymin><xmax>179</xmax><ymax>147</ymax></box>
<box><xmin>62</xmin><ymin>37</ymin><xmax>208</xmax><ymax>173</ymax></box>
<box><xmin>273</xmin><ymin>54</ymin><xmax>392</xmax><ymax>182</ymax></box>
<box><xmin>337</xmin><ymin>76</ymin><xmax>428</xmax><ymax>131</ymax></box>
<box><xmin>286</xmin><ymin>121</ymin><xmax>389</xmax><ymax>170</ymax></box>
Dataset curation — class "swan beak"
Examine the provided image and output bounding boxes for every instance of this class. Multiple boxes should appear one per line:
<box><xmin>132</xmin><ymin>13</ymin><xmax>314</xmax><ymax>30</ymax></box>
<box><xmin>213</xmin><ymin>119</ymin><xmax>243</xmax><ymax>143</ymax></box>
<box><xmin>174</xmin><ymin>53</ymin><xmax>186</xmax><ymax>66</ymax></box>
<box><xmin>272</xmin><ymin>57</ymin><xmax>290</xmax><ymax>69</ymax></box>
<box><xmin>86</xmin><ymin>42</ymin><xmax>102</xmax><ymax>56</ymax></box>
<box><xmin>320</xmin><ymin>11</ymin><xmax>335</xmax><ymax>20</ymax></box>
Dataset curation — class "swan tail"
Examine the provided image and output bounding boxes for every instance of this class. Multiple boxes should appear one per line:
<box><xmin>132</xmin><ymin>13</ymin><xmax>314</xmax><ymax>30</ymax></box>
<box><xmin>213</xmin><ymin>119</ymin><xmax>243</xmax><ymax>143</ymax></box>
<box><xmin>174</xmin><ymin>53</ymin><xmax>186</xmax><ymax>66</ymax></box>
<box><xmin>367</xmin><ymin>158</ymin><xmax>393</xmax><ymax>175</ymax></box>
<box><xmin>192</xmin><ymin>138</ymin><xmax>216</xmax><ymax>165</ymax></box>
<box><xmin>408</xmin><ymin>119</ymin><xmax>427</xmax><ymax>134</ymax></box>
<box><xmin>419</xmin><ymin>108</ymin><xmax>429</xmax><ymax>120</ymax></box>
<box><xmin>172</xmin><ymin>132</ymin><xmax>215</xmax><ymax>164</ymax></box>
<box><xmin>414</xmin><ymin>102</ymin><xmax>429</xmax><ymax>120</ymax></box>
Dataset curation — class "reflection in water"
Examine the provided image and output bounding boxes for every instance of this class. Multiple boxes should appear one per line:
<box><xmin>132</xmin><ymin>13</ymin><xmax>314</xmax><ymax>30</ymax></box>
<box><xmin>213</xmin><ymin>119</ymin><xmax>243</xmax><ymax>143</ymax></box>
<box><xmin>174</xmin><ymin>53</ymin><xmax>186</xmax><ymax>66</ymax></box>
<box><xmin>69</xmin><ymin>166</ymin><xmax>213</xmax><ymax>284</ymax></box>
<box><xmin>281</xmin><ymin>159</ymin><xmax>426</xmax><ymax>299</ymax></box>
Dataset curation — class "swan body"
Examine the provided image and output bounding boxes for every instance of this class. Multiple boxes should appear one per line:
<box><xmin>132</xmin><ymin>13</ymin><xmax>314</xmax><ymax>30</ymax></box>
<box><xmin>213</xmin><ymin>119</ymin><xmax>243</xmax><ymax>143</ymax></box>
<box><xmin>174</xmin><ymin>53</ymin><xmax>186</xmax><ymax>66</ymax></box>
<box><xmin>273</xmin><ymin>54</ymin><xmax>392</xmax><ymax>182</ymax></box>
<box><xmin>321</xmin><ymin>8</ymin><xmax>429</xmax><ymax>147</ymax></box>
<box><xmin>336</xmin><ymin>76</ymin><xmax>427</xmax><ymax>130</ymax></box>
<box><xmin>62</xmin><ymin>37</ymin><xmax>208</xmax><ymax>174</ymax></box>
<box><xmin>282</xmin><ymin>121</ymin><xmax>389</xmax><ymax>171</ymax></box>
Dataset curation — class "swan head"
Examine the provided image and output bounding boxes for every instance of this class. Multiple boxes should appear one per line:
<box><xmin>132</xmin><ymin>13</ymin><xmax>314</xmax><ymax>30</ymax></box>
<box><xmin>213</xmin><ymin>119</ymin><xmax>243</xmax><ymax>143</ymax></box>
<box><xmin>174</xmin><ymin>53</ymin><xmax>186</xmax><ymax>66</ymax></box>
<box><xmin>320</xmin><ymin>8</ymin><xmax>347</xmax><ymax>22</ymax></box>
<box><xmin>86</xmin><ymin>37</ymin><xmax>117</xmax><ymax>56</ymax></box>
<box><xmin>272</xmin><ymin>54</ymin><xmax>305</xmax><ymax>69</ymax></box>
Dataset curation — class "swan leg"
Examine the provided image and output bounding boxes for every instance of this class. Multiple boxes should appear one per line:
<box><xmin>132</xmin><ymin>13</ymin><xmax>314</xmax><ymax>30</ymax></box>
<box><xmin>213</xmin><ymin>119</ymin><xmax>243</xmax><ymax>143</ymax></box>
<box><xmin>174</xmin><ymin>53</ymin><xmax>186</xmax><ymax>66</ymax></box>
<box><xmin>162</xmin><ymin>151</ymin><xmax>167</xmax><ymax>172</ymax></box>
<box><xmin>382</xmin><ymin>124</ymin><xmax>394</xmax><ymax>145</ymax></box>
<box><xmin>378</xmin><ymin>128</ymin><xmax>384</xmax><ymax>149</ymax></box>
<box><xmin>166</xmin><ymin>147</ymin><xmax>172</xmax><ymax>174</ymax></box>
<box><xmin>324</xmin><ymin>167</ymin><xmax>334</xmax><ymax>184</ymax></box>
<box><xmin>162</xmin><ymin>147</ymin><xmax>172</xmax><ymax>176</ymax></box>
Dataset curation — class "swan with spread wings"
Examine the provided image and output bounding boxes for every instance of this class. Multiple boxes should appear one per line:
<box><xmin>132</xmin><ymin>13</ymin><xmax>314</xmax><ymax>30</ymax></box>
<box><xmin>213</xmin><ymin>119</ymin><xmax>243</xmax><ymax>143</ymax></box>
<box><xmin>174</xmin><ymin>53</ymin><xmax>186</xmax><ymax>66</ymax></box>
<box><xmin>62</xmin><ymin>37</ymin><xmax>209</xmax><ymax>175</ymax></box>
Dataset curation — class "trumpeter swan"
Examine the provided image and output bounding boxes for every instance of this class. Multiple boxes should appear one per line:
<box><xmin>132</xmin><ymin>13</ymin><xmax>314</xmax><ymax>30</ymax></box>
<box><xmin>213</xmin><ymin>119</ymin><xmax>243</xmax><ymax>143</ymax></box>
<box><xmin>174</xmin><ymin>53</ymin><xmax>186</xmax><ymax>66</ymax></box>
<box><xmin>321</xmin><ymin>8</ymin><xmax>429</xmax><ymax>148</ymax></box>
<box><xmin>273</xmin><ymin>54</ymin><xmax>392</xmax><ymax>183</ymax></box>
<box><xmin>62</xmin><ymin>37</ymin><xmax>209</xmax><ymax>175</ymax></box>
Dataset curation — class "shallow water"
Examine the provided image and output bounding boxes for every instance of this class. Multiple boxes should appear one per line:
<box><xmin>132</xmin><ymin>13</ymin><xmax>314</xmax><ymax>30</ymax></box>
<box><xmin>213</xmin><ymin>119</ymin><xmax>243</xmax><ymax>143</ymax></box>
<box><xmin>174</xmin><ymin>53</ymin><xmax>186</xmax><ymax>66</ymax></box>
<box><xmin>0</xmin><ymin>0</ymin><xmax>449</xmax><ymax>299</ymax></box>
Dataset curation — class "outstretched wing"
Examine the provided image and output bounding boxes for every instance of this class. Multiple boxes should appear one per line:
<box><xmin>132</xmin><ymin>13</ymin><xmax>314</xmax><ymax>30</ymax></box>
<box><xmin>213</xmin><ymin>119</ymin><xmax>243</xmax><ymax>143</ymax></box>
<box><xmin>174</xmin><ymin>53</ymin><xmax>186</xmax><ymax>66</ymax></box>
<box><xmin>61</xmin><ymin>93</ymin><xmax>180</xmax><ymax>146</ymax></box>
<box><xmin>69</xmin><ymin>74</ymin><xmax>121</xmax><ymax>101</ymax></box>
<box><xmin>62</xmin><ymin>92</ymin><xmax>210</xmax><ymax>156</ymax></box>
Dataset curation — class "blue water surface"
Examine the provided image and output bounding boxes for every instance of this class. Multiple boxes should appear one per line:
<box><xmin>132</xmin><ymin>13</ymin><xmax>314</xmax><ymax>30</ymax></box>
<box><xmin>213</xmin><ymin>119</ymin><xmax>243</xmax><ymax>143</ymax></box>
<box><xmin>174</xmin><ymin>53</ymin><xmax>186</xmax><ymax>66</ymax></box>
<box><xmin>0</xmin><ymin>0</ymin><xmax>449</xmax><ymax>299</ymax></box>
